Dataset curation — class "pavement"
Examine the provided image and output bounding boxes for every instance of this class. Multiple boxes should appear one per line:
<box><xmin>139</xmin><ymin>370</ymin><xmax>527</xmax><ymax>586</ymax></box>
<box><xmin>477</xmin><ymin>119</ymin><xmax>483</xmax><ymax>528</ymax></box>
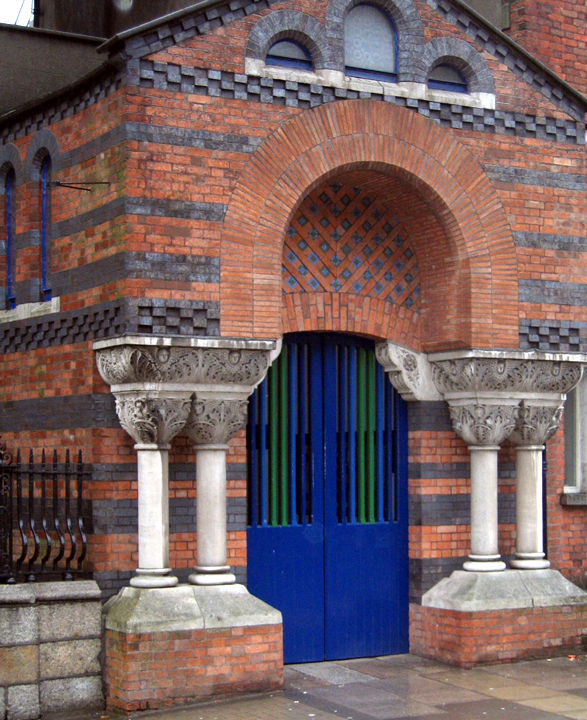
<box><xmin>98</xmin><ymin>653</ymin><xmax>587</xmax><ymax>720</ymax></box>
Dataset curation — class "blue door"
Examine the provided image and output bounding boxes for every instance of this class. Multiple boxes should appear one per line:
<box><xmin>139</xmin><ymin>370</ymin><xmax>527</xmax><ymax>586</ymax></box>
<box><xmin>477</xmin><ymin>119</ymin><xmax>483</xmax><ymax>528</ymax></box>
<box><xmin>247</xmin><ymin>333</ymin><xmax>408</xmax><ymax>663</ymax></box>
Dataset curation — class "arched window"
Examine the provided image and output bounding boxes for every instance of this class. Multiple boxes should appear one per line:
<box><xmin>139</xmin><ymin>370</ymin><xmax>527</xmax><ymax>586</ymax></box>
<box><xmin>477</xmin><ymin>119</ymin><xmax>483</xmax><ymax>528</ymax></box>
<box><xmin>4</xmin><ymin>169</ymin><xmax>15</xmax><ymax>309</ymax></box>
<box><xmin>427</xmin><ymin>64</ymin><xmax>468</xmax><ymax>93</ymax></box>
<box><xmin>40</xmin><ymin>157</ymin><xmax>52</xmax><ymax>301</ymax></box>
<box><xmin>266</xmin><ymin>40</ymin><xmax>313</xmax><ymax>71</ymax></box>
<box><xmin>344</xmin><ymin>4</ymin><xmax>397</xmax><ymax>82</ymax></box>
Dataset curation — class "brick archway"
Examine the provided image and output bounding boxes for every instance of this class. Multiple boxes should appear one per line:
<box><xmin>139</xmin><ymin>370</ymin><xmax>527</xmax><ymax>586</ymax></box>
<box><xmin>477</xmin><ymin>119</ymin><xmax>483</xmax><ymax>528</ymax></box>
<box><xmin>220</xmin><ymin>100</ymin><xmax>517</xmax><ymax>350</ymax></box>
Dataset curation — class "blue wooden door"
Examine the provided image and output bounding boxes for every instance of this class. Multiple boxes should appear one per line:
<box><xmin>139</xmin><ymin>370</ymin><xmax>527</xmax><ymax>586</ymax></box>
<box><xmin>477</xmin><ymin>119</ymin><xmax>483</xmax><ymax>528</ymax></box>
<box><xmin>247</xmin><ymin>334</ymin><xmax>408</xmax><ymax>663</ymax></box>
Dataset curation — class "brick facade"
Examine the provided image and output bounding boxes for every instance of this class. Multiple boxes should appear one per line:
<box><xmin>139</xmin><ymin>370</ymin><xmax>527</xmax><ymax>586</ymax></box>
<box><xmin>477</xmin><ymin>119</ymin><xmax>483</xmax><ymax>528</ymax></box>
<box><xmin>2</xmin><ymin>0</ymin><xmax>587</xmax><ymax>685</ymax></box>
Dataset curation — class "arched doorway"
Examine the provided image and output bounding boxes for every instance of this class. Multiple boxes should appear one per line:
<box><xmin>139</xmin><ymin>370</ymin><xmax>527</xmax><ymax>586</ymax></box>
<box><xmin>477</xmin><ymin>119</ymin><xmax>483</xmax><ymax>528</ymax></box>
<box><xmin>246</xmin><ymin>333</ymin><xmax>408</xmax><ymax>663</ymax></box>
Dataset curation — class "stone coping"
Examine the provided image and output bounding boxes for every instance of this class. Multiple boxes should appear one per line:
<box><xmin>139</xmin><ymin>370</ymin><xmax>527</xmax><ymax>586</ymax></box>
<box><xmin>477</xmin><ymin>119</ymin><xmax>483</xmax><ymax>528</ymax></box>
<box><xmin>104</xmin><ymin>583</ymin><xmax>282</xmax><ymax>634</ymax></box>
<box><xmin>93</xmin><ymin>334</ymin><xmax>276</xmax><ymax>351</ymax></box>
<box><xmin>0</xmin><ymin>580</ymin><xmax>101</xmax><ymax>606</ymax></box>
<box><xmin>429</xmin><ymin>348</ymin><xmax>587</xmax><ymax>363</ymax></box>
<box><xmin>422</xmin><ymin>569</ymin><xmax>587</xmax><ymax>612</ymax></box>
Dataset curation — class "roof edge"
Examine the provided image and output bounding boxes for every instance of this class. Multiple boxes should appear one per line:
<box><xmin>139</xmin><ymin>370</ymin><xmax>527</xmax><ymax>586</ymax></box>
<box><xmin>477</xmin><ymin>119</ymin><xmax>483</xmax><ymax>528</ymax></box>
<box><xmin>97</xmin><ymin>0</ymin><xmax>217</xmax><ymax>54</ymax></box>
<box><xmin>446</xmin><ymin>0</ymin><xmax>587</xmax><ymax>111</ymax></box>
<box><xmin>0</xmin><ymin>58</ymin><xmax>120</xmax><ymax>130</ymax></box>
<box><xmin>0</xmin><ymin>22</ymin><xmax>105</xmax><ymax>43</ymax></box>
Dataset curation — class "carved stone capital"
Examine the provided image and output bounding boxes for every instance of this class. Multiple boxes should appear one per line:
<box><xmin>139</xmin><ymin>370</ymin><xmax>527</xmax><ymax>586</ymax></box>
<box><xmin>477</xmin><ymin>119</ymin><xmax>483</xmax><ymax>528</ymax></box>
<box><xmin>431</xmin><ymin>355</ymin><xmax>582</xmax><ymax>396</ymax></box>
<box><xmin>184</xmin><ymin>398</ymin><xmax>249</xmax><ymax>446</ymax></box>
<box><xmin>375</xmin><ymin>342</ymin><xmax>441</xmax><ymax>402</ymax></box>
<box><xmin>114</xmin><ymin>392</ymin><xmax>192</xmax><ymax>446</ymax></box>
<box><xmin>95</xmin><ymin>339</ymin><xmax>273</xmax><ymax>389</ymax></box>
<box><xmin>509</xmin><ymin>401</ymin><xmax>564</xmax><ymax>447</ymax></box>
<box><xmin>448</xmin><ymin>402</ymin><xmax>520</xmax><ymax>447</ymax></box>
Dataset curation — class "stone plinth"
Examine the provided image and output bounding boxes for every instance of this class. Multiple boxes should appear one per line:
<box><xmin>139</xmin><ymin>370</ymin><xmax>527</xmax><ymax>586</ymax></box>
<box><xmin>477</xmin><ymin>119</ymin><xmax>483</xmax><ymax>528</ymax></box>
<box><xmin>410</xmin><ymin>570</ymin><xmax>587</xmax><ymax>666</ymax></box>
<box><xmin>104</xmin><ymin>584</ymin><xmax>283</xmax><ymax>712</ymax></box>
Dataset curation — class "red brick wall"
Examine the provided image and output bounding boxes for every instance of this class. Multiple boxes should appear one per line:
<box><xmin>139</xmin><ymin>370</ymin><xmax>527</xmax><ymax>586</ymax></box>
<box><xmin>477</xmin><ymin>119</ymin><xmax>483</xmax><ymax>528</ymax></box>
<box><xmin>105</xmin><ymin>623</ymin><xmax>283</xmax><ymax>711</ymax></box>
<box><xmin>410</xmin><ymin>603</ymin><xmax>587</xmax><ymax>667</ymax></box>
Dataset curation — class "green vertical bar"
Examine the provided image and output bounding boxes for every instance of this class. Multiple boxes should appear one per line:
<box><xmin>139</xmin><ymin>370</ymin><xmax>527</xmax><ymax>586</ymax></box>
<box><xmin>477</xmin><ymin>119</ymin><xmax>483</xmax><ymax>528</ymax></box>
<box><xmin>357</xmin><ymin>347</ymin><xmax>366</xmax><ymax>524</ymax></box>
<box><xmin>269</xmin><ymin>360</ymin><xmax>278</xmax><ymax>527</ymax></box>
<box><xmin>366</xmin><ymin>351</ymin><xmax>375</xmax><ymax>523</ymax></box>
<box><xmin>279</xmin><ymin>347</ymin><xmax>288</xmax><ymax>526</ymax></box>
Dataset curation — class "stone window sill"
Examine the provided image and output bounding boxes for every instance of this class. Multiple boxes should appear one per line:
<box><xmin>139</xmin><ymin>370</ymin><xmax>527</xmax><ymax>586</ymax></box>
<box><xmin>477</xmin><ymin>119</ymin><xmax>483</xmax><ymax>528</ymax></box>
<box><xmin>560</xmin><ymin>492</ymin><xmax>587</xmax><ymax>506</ymax></box>
<box><xmin>244</xmin><ymin>59</ymin><xmax>496</xmax><ymax>110</ymax></box>
<box><xmin>0</xmin><ymin>297</ymin><xmax>60</xmax><ymax>324</ymax></box>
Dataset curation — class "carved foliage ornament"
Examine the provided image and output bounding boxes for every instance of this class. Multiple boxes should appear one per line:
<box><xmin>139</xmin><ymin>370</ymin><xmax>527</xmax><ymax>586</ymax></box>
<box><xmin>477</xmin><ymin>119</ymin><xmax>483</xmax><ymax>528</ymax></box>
<box><xmin>432</xmin><ymin>358</ymin><xmax>581</xmax><ymax>395</ymax></box>
<box><xmin>448</xmin><ymin>403</ymin><xmax>520</xmax><ymax>447</ymax></box>
<box><xmin>509</xmin><ymin>403</ymin><xmax>564</xmax><ymax>446</ymax></box>
<box><xmin>184</xmin><ymin>399</ymin><xmax>249</xmax><ymax>446</ymax></box>
<box><xmin>97</xmin><ymin>345</ymin><xmax>270</xmax><ymax>388</ymax></box>
<box><xmin>115</xmin><ymin>395</ymin><xmax>192</xmax><ymax>445</ymax></box>
<box><xmin>375</xmin><ymin>343</ymin><xmax>420</xmax><ymax>397</ymax></box>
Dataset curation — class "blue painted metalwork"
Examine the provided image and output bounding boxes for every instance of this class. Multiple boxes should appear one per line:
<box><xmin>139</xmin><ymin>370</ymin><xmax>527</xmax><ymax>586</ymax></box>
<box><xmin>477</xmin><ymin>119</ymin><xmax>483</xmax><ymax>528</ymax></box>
<box><xmin>5</xmin><ymin>170</ymin><xmax>15</xmax><ymax>309</ymax></box>
<box><xmin>247</xmin><ymin>333</ymin><xmax>408</xmax><ymax>663</ymax></box>
<box><xmin>41</xmin><ymin>158</ymin><xmax>51</xmax><ymax>301</ymax></box>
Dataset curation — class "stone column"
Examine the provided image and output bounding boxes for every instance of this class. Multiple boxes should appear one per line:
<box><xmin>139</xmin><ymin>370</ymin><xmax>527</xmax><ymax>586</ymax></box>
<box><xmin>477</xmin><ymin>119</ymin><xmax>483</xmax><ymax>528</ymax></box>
<box><xmin>113</xmin><ymin>392</ymin><xmax>192</xmax><ymax>586</ymax></box>
<box><xmin>446</xmin><ymin>400</ymin><xmax>519</xmax><ymax>571</ymax></box>
<box><xmin>431</xmin><ymin>353</ymin><xmax>584</xmax><ymax>574</ymax></box>
<box><xmin>509</xmin><ymin>399</ymin><xmax>566</xmax><ymax>569</ymax></box>
<box><xmin>184</xmin><ymin>398</ymin><xmax>250</xmax><ymax>585</ymax></box>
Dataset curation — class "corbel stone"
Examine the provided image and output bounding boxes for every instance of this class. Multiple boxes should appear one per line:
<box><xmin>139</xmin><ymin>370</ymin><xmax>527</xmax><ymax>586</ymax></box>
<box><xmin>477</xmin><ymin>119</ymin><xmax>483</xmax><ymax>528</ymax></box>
<box><xmin>375</xmin><ymin>341</ymin><xmax>441</xmax><ymax>401</ymax></box>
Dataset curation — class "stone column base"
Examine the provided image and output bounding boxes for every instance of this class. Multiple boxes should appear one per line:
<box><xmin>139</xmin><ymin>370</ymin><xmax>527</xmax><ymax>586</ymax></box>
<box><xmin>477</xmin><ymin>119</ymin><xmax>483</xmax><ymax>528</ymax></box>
<box><xmin>410</xmin><ymin>570</ymin><xmax>587</xmax><ymax>667</ymax></box>
<box><xmin>104</xmin><ymin>584</ymin><xmax>283</xmax><ymax>712</ymax></box>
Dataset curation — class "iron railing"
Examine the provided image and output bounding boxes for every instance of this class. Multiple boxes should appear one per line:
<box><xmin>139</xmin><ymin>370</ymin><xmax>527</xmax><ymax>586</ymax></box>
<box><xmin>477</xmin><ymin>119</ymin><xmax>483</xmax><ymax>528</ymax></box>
<box><xmin>0</xmin><ymin>442</ymin><xmax>89</xmax><ymax>583</ymax></box>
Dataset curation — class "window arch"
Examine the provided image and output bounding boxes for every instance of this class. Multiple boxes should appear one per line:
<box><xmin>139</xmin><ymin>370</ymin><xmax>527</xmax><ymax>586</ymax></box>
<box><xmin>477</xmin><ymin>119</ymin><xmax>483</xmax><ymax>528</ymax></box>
<box><xmin>266</xmin><ymin>40</ymin><xmax>313</xmax><ymax>71</ymax></box>
<box><xmin>344</xmin><ymin>4</ymin><xmax>398</xmax><ymax>81</ymax></box>
<box><xmin>4</xmin><ymin>168</ymin><xmax>16</xmax><ymax>309</ymax></box>
<box><xmin>428</xmin><ymin>64</ymin><xmax>468</xmax><ymax>93</ymax></box>
<box><xmin>40</xmin><ymin>156</ymin><xmax>52</xmax><ymax>301</ymax></box>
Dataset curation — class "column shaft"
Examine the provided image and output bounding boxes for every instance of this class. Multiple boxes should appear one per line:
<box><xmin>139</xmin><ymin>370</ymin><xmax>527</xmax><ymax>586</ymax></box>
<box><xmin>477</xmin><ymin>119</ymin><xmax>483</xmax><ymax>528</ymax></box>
<box><xmin>464</xmin><ymin>446</ymin><xmax>506</xmax><ymax>572</ymax></box>
<box><xmin>131</xmin><ymin>445</ymin><xmax>178</xmax><ymax>588</ymax></box>
<box><xmin>190</xmin><ymin>445</ymin><xmax>235</xmax><ymax>585</ymax></box>
<box><xmin>511</xmin><ymin>445</ymin><xmax>550</xmax><ymax>569</ymax></box>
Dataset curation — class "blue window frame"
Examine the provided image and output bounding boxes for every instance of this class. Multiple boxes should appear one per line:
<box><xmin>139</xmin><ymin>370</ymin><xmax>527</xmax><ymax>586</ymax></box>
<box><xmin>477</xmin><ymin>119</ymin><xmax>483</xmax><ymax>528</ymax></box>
<box><xmin>344</xmin><ymin>4</ymin><xmax>398</xmax><ymax>83</ymax></box>
<box><xmin>5</xmin><ymin>169</ymin><xmax>15</xmax><ymax>309</ymax></box>
<box><xmin>266</xmin><ymin>40</ymin><xmax>313</xmax><ymax>71</ymax></box>
<box><xmin>427</xmin><ymin>64</ymin><xmax>468</xmax><ymax>93</ymax></box>
<box><xmin>40</xmin><ymin>157</ymin><xmax>51</xmax><ymax>301</ymax></box>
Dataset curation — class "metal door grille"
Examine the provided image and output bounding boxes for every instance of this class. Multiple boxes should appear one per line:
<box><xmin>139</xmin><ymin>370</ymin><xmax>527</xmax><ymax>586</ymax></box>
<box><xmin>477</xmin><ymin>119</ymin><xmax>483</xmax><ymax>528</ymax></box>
<box><xmin>247</xmin><ymin>336</ymin><xmax>396</xmax><ymax>528</ymax></box>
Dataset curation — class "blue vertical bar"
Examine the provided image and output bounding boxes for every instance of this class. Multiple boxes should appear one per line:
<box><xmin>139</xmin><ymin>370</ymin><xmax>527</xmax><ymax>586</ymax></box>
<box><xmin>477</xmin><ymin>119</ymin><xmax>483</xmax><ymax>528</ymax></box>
<box><xmin>309</xmin><ymin>339</ymin><xmax>324</xmax><ymax>527</ymax></box>
<box><xmin>41</xmin><ymin>159</ymin><xmax>51</xmax><ymax>300</ymax></box>
<box><xmin>259</xmin><ymin>379</ymin><xmax>268</xmax><ymax>527</ymax></box>
<box><xmin>348</xmin><ymin>346</ymin><xmax>356</xmax><ymax>524</ymax></box>
<box><xmin>394</xmin><ymin>391</ymin><xmax>408</xmax><ymax>524</ymax></box>
<box><xmin>289</xmin><ymin>344</ymin><xmax>297</xmax><ymax>526</ymax></box>
<box><xmin>386</xmin><ymin>380</ymin><xmax>394</xmax><ymax>522</ymax></box>
<box><xmin>248</xmin><ymin>386</ymin><xmax>258</xmax><ymax>527</ymax></box>
<box><xmin>5</xmin><ymin>171</ymin><xmax>15</xmax><ymax>309</ymax></box>
<box><xmin>376</xmin><ymin>363</ymin><xmax>384</xmax><ymax>523</ymax></box>
<box><xmin>323</xmin><ymin>340</ymin><xmax>337</xmax><ymax>528</ymax></box>
<box><xmin>338</xmin><ymin>345</ymin><xmax>347</xmax><ymax>524</ymax></box>
<box><xmin>299</xmin><ymin>343</ymin><xmax>307</xmax><ymax>525</ymax></box>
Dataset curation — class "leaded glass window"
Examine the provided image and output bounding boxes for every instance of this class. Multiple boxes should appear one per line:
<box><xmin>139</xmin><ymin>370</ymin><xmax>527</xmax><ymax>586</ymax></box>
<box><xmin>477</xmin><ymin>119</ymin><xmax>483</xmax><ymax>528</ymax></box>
<box><xmin>344</xmin><ymin>4</ymin><xmax>397</xmax><ymax>81</ymax></box>
<box><xmin>266</xmin><ymin>40</ymin><xmax>313</xmax><ymax>71</ymax></box>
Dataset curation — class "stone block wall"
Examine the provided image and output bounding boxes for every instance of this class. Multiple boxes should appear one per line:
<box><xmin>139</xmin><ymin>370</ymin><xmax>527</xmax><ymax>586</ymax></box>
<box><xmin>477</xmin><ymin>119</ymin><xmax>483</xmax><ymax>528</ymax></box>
<box><xmin>0</xmin><ymin>581</ymin><xmax>103</xmax><ymax>720</ymax></box>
